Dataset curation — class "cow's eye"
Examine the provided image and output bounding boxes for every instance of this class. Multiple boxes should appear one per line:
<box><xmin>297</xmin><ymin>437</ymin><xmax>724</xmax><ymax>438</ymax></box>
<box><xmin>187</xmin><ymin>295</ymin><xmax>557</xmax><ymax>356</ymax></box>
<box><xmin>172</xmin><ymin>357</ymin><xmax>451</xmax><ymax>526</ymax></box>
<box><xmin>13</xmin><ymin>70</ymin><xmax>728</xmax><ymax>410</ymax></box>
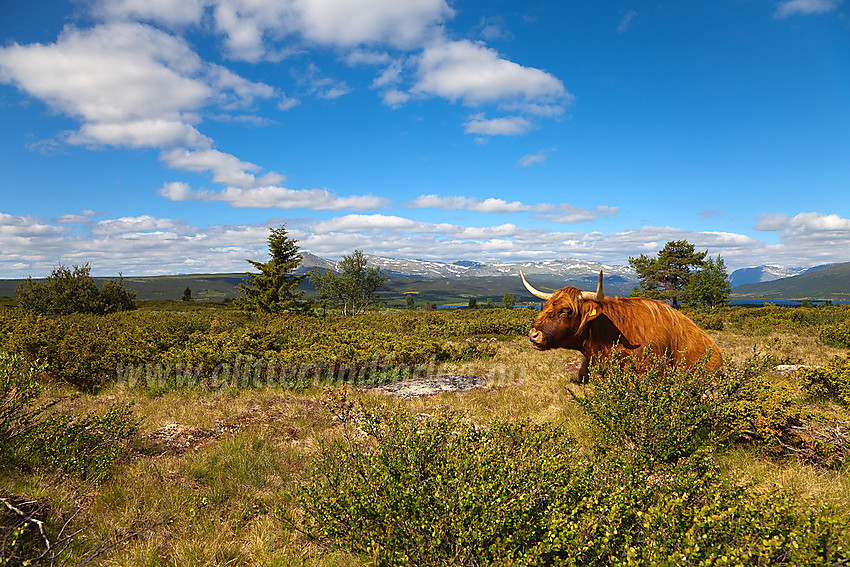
<box><xmin>559</xmin><ymin>307</ymin><xmax>572</xmax><ymax>317</ymax></box>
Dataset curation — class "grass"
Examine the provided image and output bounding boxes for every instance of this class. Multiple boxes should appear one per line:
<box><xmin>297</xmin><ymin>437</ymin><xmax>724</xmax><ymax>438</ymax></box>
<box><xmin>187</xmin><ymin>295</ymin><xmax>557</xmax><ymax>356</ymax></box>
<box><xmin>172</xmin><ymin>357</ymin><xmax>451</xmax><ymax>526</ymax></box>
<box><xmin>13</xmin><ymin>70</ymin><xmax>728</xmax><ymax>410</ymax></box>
<box><xmin>712</xmin><ymin>330</ymin><xmax>848</xmax><ymax>367</ymax></box>
<box><xmin>2</xmin><ymin>308</ymin><xmax>850</xmax><ymax>565</ymax></box>
<box><xmin>718</xmin><ymin>447</ymin><xmax>850</xmax><ymax>510</ymax></box>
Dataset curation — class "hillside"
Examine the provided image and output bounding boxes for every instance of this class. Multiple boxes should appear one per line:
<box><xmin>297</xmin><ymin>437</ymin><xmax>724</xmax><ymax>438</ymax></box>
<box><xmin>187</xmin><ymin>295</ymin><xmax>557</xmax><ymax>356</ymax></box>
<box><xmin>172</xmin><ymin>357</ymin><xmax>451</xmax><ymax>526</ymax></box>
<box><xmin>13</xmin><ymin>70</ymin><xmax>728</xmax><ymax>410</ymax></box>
<box><xmin>0</xmin><ymin>271</ymin><xmax>638</xmax><ymax>306</ymax></box>
<box><xmin>732</xmin><ymin>261</ymin><xmax>850</xmax><ymax>300</ymax></box>
<box><xmin>380</xmin><ymin>273</ymin><xmax>637</xmax><ymax>306</ymax></box>
<box><xmin>728</xmin><ymin>265</ymin><xmax>808</xmax><ymax>287</ymax></box>
<box><xmin>0</xmin><ymin>273</ymin><xmax>249</xmax><ymax>302</ymax></box>
<box><xmin>0</xmin><ymin>256</ymin><xmax>639</xmax><ymax>305</ymax></box>
<box><xmin>728</xmin><ymin>263</ymin><xmax>835</xmax><ymax>287</ymax></box>
<box><xmin>4</xmin><ymin>255</ymin><xmax>847</xmax><ymax>303</ymax></box>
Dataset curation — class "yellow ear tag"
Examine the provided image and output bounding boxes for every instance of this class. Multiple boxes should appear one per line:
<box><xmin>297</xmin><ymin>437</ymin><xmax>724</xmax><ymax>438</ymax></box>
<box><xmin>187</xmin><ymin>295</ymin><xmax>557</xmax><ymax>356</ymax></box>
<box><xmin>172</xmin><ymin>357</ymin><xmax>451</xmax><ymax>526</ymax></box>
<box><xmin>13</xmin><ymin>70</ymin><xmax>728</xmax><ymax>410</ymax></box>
<box><xmin>589</xmin><ymin>308</ymin><xmax>597</xmax><ymax>316</ymax></box>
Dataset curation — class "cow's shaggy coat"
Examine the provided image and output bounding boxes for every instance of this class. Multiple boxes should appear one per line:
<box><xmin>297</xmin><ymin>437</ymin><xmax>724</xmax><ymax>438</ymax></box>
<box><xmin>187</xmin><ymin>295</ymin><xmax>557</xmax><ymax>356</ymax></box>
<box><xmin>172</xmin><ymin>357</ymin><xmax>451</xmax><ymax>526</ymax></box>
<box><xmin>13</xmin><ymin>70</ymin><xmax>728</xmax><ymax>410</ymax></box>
<box><xmin>524</xmin><ymin>274</ymin><xmax>722</xmax><ymax>381</ymax></box>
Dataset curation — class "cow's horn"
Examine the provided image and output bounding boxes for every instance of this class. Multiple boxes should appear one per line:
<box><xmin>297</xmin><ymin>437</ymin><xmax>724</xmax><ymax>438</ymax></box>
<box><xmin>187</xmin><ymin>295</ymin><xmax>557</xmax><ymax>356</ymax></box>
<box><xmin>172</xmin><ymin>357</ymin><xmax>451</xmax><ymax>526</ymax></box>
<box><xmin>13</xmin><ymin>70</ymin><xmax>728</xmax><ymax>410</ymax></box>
<box><xmin>520</xmin><ymin>271</ymin><xmax>552</xmax><ymax>301</ymax></box>
<box><xmin>580</xmin><ymin>270</ymin><xmax>604</xmax><ymax>301</ymax></box>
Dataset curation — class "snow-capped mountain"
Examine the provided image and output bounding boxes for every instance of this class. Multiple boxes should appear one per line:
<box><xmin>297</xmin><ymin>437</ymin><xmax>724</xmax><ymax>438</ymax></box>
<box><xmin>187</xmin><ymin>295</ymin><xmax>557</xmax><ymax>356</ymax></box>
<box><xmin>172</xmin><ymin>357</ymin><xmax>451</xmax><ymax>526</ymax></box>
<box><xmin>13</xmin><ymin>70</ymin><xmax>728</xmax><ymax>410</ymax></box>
<box><xmin>304</xmin><ymin>254</ymin><xmax>839</xmax><ymax>293</ymax></box>
<box><xmin>728</xmin><ymin>265</ymin><xmax>831</xmax><ymax>288</ymax></box>
<box><xmin>299</xmin><ymin>252</ymin><xmax>337</xmax><ymax>272</ymax></box>
<box><xmin>300</xmin><ymin>253</ymin><xmax>637</xmax><ymax>282</ymax></box>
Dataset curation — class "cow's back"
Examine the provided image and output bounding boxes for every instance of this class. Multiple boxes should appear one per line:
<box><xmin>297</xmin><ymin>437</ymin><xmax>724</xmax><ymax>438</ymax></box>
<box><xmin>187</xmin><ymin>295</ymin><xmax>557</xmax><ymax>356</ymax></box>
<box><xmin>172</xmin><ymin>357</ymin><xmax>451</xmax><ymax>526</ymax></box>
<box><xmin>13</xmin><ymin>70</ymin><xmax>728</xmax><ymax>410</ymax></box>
<box><xmin>602</xmin><ymin>297</ymin><xmax>722</xmax><ymax>372</ymax></box>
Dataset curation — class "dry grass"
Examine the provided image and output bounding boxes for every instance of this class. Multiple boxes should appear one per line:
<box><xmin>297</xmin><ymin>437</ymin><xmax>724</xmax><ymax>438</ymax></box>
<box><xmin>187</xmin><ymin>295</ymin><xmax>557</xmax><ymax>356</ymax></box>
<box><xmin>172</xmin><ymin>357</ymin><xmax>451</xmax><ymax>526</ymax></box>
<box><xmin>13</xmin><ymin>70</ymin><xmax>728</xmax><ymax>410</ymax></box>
<box><xmin>711</xmin><ymin>330</ymin><xmax>847</xmax><ymax>367</ymax></box>
<box><xmin>718</xmin><ymin>448</ymin><xmax>850</xmax><ymax>512</ymax></box>
<box><xmin>4</xmin><ymin>323</ymin><xmax>850</xmax><ymax>566</ymax></box>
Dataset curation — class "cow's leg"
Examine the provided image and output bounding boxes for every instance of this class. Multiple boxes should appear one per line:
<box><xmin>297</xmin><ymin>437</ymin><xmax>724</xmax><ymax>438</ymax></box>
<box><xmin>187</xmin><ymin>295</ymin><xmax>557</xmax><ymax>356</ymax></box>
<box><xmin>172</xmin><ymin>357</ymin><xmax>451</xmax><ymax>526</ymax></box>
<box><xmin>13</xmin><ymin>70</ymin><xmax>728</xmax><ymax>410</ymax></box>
<box><xmin>577</xmin><ymin>355</ymin><xmax>590</xmax><ymax>383</ymax></box>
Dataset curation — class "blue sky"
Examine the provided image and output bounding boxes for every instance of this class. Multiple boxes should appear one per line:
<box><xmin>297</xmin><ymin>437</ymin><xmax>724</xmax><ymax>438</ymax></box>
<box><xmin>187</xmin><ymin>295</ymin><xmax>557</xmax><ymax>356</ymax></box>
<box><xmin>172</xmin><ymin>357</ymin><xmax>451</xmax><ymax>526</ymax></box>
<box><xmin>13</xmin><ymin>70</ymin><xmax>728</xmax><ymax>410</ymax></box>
<box><xmin>1</xmin><ymin>0</ymin><xmax>848</xmax><ymax>277</ymax></box>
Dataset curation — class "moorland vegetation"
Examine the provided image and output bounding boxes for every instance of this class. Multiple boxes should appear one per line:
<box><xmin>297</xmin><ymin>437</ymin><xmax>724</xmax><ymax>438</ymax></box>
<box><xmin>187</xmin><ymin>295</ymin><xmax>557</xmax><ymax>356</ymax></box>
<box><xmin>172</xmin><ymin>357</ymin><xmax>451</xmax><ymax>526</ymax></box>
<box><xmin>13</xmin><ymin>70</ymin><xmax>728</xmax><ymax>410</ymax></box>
<box><xmin>2</xmin><ymin>297</ymin><xmax>850</xmax><ymax>565</ymax></box>
<box><xmin>2</xmin><ymin>231</ymin><xmax>850</xmax><ymax>565</ymax></box>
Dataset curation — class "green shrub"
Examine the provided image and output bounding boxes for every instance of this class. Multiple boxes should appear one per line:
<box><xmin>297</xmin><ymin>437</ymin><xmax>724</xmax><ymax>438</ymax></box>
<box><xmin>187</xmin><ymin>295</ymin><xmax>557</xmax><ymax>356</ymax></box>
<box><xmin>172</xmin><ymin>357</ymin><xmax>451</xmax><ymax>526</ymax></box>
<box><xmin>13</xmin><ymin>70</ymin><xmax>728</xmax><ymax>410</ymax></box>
<box><xmin>21</xmin><ymin>402</ymin><xmax>139</xmax><ymax>480</ymax></box>
<box><xmin>299</xmin><ymin>396</ymin><xmax>576</xmax><ymax>566</ymax></box>
<box><xmin>1</xmin><ymin>309</ymin><xmax>526</xmax><ymax>392</ymax></box>
<box><xmin>801</xmin><ymin>355</ymin><xmax>850</xmax><ymax>406</ymax></box>
<box><xmin>685</xmin><ymin>309</ymin><xmax>725</xmax><ymax>331</ymax></box>
<box><xmin>717</xmin><ymin>361</ymin><xmax>800</xmax><ymax>442</ymax></box>
<box><xmin>16</xmin><ymin>263</ymin><xmax>136</xmax><ymax>315</ymax></box>
<box><xmin>724</xmin><ymin>304</ymin><xmax>849</xmax><ymax>337</ymax></box>
<box><xmin>297</xmin><ymin>390</ymin><xmax>850</xmax><ymax>566</ymax></box>
<box><xmin>819</xmin><ymin>321</ymin><xmax>850</xmax><ymax>348</ymax></box>
<box><xmin>717</xmin><ymin>352</ymin><xmax>849</xmax><ymax>467</ymax></box>
<box><xmin>0</xmin><ymin>352</ymin><xmax>139</xmax><ymax>480</ymax></box>
<box><xmin>573</xmin><ymin>349</ymin><xmax>729</xmax><ymax>465</ymax></box>
<box><xmin>0</xmin><ymin>352</ymin><xmax>50</xmax><ymax>458</ymax></box>
<box><xmin>525</xmin><ymin>451</ymin><xmax>849</xmax><ymax>566</ymax></box>
<box><xmin>4</xmin><ymin>313</ymin><xmax>118</xmax><ymax>391</ymax></box>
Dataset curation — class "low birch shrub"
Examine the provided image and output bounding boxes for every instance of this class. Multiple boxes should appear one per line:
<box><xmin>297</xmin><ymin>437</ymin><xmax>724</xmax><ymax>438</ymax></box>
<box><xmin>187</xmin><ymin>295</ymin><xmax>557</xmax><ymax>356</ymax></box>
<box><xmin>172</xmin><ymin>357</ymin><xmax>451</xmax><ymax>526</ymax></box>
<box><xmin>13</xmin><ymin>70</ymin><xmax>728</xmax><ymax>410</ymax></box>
<box><xmin>296</xmin><ymin>386</ymin><xmax>850</xmax><ymax>566</ymax></box>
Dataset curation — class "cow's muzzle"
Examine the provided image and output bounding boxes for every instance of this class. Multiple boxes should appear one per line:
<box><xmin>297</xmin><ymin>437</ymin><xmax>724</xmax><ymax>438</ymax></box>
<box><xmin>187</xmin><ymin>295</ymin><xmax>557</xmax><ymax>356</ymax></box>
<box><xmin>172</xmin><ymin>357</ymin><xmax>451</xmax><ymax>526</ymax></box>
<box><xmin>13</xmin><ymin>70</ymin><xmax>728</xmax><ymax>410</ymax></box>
<box><xmin>528</xmin><ymin>328</ymin><xmax>548</xmax><ymax>350</ymax></box>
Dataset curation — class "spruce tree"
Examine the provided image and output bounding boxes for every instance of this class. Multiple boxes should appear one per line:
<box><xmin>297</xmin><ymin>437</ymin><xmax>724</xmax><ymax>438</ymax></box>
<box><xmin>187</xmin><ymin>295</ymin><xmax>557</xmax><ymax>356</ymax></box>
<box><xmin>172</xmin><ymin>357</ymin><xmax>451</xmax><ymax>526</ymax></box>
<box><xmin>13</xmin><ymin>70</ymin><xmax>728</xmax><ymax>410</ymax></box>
<box><xmin>236</xmin><ymin>225</ymin><xmax>309</xmax><ymax>314</ymax></box>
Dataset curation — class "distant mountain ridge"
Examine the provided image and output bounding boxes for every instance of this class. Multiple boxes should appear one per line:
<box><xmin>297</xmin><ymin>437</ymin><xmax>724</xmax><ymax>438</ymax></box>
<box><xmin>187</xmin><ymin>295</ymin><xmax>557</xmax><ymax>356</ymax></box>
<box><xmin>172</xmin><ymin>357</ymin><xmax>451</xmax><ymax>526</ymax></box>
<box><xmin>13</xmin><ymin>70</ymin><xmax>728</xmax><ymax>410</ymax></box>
<box><xmin>0</xmin><ymin>255</ymin><xmax>640</xmax><ymax>303</ymax></box>
<box><xmin>728</xmin><ymin>265</ymin><xmax>809</xmax><ymax>287</ymax></box>
<box><xmin>731</xmin><ymin>262</ymin><xmax>850</xmax><ymax>301</ymax></box>
<box><xmin>301</xmin><ymin>253</ymin><xmax>637</xmax><ymax>280</ymax></box>
<box><xmin>2</xmin><ymin>254</ymin><xmax>846</xmax><ymax>303</ymax></box>
<box><xmin>728</xmin><ymin>264</ymin><xmax>836</xmax><ymax>287</ymax></box>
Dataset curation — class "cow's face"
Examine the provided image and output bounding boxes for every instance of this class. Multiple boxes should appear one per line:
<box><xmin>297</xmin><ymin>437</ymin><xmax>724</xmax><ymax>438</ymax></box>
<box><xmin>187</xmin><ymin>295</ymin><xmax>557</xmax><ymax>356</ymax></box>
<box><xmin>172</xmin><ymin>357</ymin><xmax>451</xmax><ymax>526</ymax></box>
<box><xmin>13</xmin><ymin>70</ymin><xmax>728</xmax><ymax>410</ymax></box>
<box><xmin>520</xmin><ymin>270</ymin><xmax>605</xmax><ymax>351</ymax></box>
<box><xmin>528</xmin><ymin>288</ymin><xmax>601</xmax><ymax>350</ymax></box>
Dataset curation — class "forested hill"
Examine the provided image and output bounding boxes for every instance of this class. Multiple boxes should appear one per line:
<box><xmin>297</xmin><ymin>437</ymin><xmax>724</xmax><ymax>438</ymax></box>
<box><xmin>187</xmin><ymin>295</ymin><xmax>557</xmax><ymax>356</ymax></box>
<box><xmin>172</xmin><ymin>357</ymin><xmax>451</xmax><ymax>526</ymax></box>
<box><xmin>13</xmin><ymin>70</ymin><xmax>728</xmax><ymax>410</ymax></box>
<box><xmin>0</xmin><ymin>272</ymin><xmax>638</xmax><ymax>305</ymax></box>
<box><xmin>732</xmin><ymin>262</ymin><xmax>850</xmax><ymax>301</ymax></box>
<box><xmin>0</xmin><ymin>273</ymin><xmax>248</xmax><ymax>303</ymax></box>
<box><xmin>3</xmin><ymin>260</ymin><xmax>847</xmax><ymax>303</ymax></box>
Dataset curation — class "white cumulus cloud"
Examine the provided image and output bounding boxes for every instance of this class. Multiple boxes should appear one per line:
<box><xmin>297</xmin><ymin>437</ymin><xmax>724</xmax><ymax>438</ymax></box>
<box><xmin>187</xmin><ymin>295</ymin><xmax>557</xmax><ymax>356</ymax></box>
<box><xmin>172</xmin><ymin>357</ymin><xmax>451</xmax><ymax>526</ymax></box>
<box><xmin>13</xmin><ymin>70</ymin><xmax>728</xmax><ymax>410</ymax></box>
<box><xmin>158</xmin><ymin>183</ymin><xmax>390</xmax><ymax>211</ymax></box>
<box><xmin>93</xmin><ymin>215</ymin><xmax>189</xmax><ymax>235</ymax></box>
<box><xmin>755</xmin><ymin>213</ymin><xmax>791</xmax><ymax>231</ymax></box>
<box><xmin>68</xmin><ymin>120</ymin><xmax>211</xmax><ymax>149</ymax></box>
<box><xmin>774</xmin><ymin>0</ymin><xmax>841</xmax><ymax>18</ymax></box>
<box><xmin>408</xmin><ymin>195</ymin><xmax>619</xmax><ymax>223</ymax></box>
<box><xmin>160</xmin><ymin>148</ymin><xmax>285</xmax><ymax>188</ymax></box>
<box><xmin>3</xmin><ymin>209</ymin><xmax>850</xmax><ymax>278</ymax></box>
<box><xmin>92</xmin><ymin>0</ymin><xmax>208</xmax><ymax>27</ymax></box>
<box><xmin>408</xmin><ymin>195</ymin><xmax>529</xmax><ymax>213</ymax></box>
<box><xmin>0</xmin><ymin>22</ymin><xmax>278</xmax><ymax>150</ymax></box>
<box><xmin>463</xmin><ymin>115</ymin><xmax>533</xmax><ymax>136</ymax></box>
<box><xmin>518</xmin><ymin>150</ymin><xmax>549</xmax><ymax>167</ymax></box>
<box><xmin>0</xmin><ymin>23</ymin><xmax>209</xmax><ymax>125</ymax></box>
<box><xmin>414</xmin><ymin>39</ymin><xmax>568</xmax><ymax>108</ymax></box>
<box><xmin>208</xmin><ymin>0</ymin><xmax>453</xmax><ymax>61</ymax></box>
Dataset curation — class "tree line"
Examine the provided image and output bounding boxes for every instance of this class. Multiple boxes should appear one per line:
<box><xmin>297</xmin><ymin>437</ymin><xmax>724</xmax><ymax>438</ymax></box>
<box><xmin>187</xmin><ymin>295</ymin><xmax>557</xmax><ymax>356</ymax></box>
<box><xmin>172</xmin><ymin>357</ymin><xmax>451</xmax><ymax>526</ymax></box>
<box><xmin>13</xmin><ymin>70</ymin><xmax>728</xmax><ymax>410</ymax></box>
<box><xmin>235</xmin><ymin>225</ymin><xmax>387</xmax><ymax>315</ymax></box>
<box><xmin>12</xmin><ymin>228</ymin><xmax>731</xmax><ymax>316</ymax></box>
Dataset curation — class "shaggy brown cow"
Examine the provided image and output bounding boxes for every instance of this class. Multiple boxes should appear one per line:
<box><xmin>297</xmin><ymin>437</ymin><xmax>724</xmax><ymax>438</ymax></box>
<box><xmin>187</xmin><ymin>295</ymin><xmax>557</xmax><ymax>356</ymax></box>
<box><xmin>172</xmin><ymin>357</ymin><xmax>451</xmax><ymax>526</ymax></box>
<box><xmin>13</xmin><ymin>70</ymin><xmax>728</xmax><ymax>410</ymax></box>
<box><xmin>521</xmin><ymin>270</ymin><xmax>722</xmax><ymax>381</ymax></box>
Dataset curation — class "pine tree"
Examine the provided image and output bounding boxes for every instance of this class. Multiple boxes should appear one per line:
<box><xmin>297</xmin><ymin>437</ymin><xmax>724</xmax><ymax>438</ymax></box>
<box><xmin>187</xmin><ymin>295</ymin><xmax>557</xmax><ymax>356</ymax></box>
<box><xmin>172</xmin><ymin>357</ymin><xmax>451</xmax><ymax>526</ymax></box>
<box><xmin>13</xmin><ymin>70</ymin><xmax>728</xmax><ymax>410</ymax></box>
<box><xmin>236</xmin><ymin>225</ymin><xmax>309</xmax><ymax>314</ymax></box>
<box><xmin>629</xmin><ymin>240</ymin><xmax>707</xmax><ymax>307</ymax></box>
<box><xmin>181</xmin><ymin>286</ymin><xmax>193</xmax><ymax>302</ymax></box>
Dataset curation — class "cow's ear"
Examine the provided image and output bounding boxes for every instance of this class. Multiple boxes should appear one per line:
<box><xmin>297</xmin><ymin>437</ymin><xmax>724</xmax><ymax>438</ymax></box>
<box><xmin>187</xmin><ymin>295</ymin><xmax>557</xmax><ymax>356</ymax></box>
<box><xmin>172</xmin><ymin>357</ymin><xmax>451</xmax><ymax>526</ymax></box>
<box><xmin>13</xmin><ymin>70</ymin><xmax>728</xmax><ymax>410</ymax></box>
<box><xmin>581</xmin><ymin>300</ymin><xmax>602</xmax><ymax>324</ymax></box>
